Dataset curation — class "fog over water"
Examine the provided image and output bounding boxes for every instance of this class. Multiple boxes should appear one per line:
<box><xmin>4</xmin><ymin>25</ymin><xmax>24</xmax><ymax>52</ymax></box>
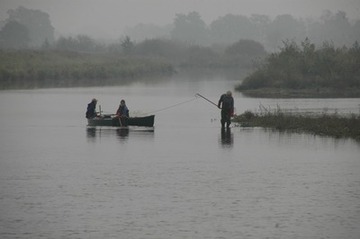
<box><xmin>1</xmin><ymin>0</ymin><xmax>359</xmax><ymax>39</ymax></box>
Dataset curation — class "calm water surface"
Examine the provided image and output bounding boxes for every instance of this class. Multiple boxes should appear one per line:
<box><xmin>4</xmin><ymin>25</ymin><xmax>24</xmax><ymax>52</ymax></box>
<box><xmin>1</xmin><ymin>77</ymin><xmax>360</xmax><ymax>239</ymax></box>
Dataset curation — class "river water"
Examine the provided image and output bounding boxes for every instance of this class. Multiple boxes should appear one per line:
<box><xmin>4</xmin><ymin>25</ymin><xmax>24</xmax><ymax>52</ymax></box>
<box><xmin>1</xmin><ymin>74</ymin><xmax>360</xmax><ymax>239</ymax></box>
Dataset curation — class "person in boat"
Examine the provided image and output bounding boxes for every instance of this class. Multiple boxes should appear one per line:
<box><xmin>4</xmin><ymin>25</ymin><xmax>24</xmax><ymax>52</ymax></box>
<box><xmin>116</xmin><ymin>99</ymin><xmax>129</xmax><ymax>126</ymax></box>
<box><xmin>218</xmin><ymin>91</ymin><xmax>234</xmax><ymax>128</ymax></box>
<box><xmin>86</xmin><ymin>98</ymin><xmax>98</xmax><ymax>119</ymax></box>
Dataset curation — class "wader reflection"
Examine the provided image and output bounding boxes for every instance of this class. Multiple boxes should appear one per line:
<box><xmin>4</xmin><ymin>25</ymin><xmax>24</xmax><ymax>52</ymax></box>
<box><xmin>220</xmin><ymin>127</ymin><xmax>233</xmax><ymax>147</ymax></box>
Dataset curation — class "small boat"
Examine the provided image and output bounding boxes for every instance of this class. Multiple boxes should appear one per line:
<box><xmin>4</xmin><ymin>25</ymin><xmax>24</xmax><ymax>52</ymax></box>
<box><xmin>87</xmin><ymin>114</ymin><xmax>155</xmax><ymax>127</ymax></box>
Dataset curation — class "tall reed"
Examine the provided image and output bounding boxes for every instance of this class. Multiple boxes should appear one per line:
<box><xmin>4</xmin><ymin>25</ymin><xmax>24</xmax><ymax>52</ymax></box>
<box><xmin>0</xmin><ymin>50</ymin><xmax>174</xmax><ymax>89</ymax></box>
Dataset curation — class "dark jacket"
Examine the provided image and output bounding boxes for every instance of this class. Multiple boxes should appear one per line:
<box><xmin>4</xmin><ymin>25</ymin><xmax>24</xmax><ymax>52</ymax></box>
<box><xmin>218</xmin><ymin>94</ymin><xmax>234</xmax><ymax>110</ymax></box>
<box><xmin>86</xmin><ymin>101</ymin><xmax>97</xmax><ymax>118</ymax></box>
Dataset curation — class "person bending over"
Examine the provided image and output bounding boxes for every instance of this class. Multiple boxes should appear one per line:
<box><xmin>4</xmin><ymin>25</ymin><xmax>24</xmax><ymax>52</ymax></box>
<box><xmin>218</xmin><ymin>91</ymin><xmax>234</xmax><ymax>128</ymax></box>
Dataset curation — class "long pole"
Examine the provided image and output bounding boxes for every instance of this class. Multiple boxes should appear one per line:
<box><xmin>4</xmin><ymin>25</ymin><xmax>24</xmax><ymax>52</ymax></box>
<box><xmin>195</xmin><ymin>93</ymin><xmax>219</xmax><ymax>108</ymax></box>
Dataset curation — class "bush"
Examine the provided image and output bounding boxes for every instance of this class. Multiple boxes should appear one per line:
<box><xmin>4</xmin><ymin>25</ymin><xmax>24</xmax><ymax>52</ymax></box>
<box><xmin>237</xmin><ymin>39</ymin><xmax>360</xmax><ymax>91</ymax></box>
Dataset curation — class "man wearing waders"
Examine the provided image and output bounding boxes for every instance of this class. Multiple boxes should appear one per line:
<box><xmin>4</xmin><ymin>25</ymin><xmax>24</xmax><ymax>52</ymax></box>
<box><xmin>218</xmin><ymin>91</ymin><xmax>234</xmax><ymax>128</ymax></box>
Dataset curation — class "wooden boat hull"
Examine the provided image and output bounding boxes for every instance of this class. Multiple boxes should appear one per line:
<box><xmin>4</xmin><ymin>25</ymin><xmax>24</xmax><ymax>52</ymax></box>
<box><xmin>87</xmin><ymin>115</ymin><xmax>155</xmax><ymax>127</ymax></box>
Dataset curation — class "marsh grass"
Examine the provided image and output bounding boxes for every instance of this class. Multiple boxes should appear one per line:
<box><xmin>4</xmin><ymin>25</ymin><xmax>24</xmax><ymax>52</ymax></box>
<box><xmin>0</xmin><ymin>50</ymin><xmax>174</xmax><ymax>89</ymax></box>
<box><xmin>234</xmin><ymin>107</ymin><xmax>360</xmax><ymax>140</ymax></box>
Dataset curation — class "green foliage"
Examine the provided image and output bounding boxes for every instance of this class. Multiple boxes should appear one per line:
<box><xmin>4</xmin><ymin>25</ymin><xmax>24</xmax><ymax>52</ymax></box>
<box><xmin>0</xmin><ymin>36</ymin><xmax>268</xmax><ymax>89</ymax></box>
<box><xmin>237</xmin><ymin>39</ymin><xmax>360</xmax><ymax>92</ymax></box>
<box><xmin>0</xmin><ymin>50</ymin><xmax>174</xmax><ymax>89</ymax></box>
<box><xmin>54</xmin><ymin>35</ymin><xmax>104</xmax><ymax>52</ymax></box>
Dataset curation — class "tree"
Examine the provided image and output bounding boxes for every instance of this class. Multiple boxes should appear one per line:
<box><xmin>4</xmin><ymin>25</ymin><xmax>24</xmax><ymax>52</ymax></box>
<box><xmin>76</xmin><ymin>35</ymin><xmax>97</xmax><ymax>52</ymax></box>
<box><xmin>171</xmin><ymin>11</ymin><xmax>209</xmax><ymax>45</ymax></box>
<box><xmin>0</xmin><ymin>21</ymin><xmax>29</xmax><ymax>48</ymax></box>
<box><xmin>352</xmin><ymin>20</ymin><xmax>360</xmax><ymax>44</ymax></box>
<box><xmin>7</xmin><ymin>6</ymin><xmax>54</xmax><ymax>47</ymax></box>
<box><xmin>307</xmin><ymin>11</ymin><xmax>353</xmax><ymax>47</ymax></box>
<box><xmin>54</xmin><ymin>35</ymin><xmax>102</xmax><ymax>52</ymax></box>
<box><xmin>250</xmin><ymin>14</ymin><xmax>271</xmax><ymax>47</ymax></box>
<box><xmin>223</xmin><ymin>39</ymin><xmax>266</xmax><ymax>67</ymax></box>
<box><xmin>210</xmin><ymin>14</ymin><xmax>259</xmax><ymax>45</ymax></box>
<box><xmin>265</xmin><ymin>14</ymin><xmax>306</xmax><ymax>51</ymax></box>
<box><xmin>184</xmin><ymin>45</ymin><xmax>218</xmax><ymax>67</ymax></box>
<box><xmin>124</xmin><ymin>23</ymin><xmax>171</xmax><ymax>42</ymax></box>
<box><xmin>121</xmin><ymin>36</ymin><xmax>135</xmax><ymax>55</ymax></box>
<box><xmin>225</xmin><ymin>39</ymin><xmax>266</xmax><ymax>56</ymax></box>
<box><xmin>135</xmin><ymin>38</ymin><xmax>186</xmax><ymax>59</ymax></box>
<box><xmin>300</xmin><ymin>37</ymin><xmax>316</xmax><ymax>76</ymax></box>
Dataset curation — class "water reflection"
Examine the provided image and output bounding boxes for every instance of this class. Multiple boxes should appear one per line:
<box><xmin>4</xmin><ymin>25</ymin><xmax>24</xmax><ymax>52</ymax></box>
<box><xmin>86</xmin><ymin>127</ymin><xmax>97</xmax><ymax>142</ymax></box>
<box><xmin>219</xmin><ymin>127</ymin><xmax>233</xmax><ymax>148</ymax></box>
<box><xmin>86</xmin><ymin>127</ymin><xmax>154</xmax><ymax>142</ymax></box>
<box><xmin>116</xmin><ymin>128</ymin><xmax>129</xmax><ymax>139</ymax></box>
<box><xmin>86</xmin><ymin>127</ymin><xmax>96</xmax><ymax>137</ymax></box>
<box><xmin>261</xmin><ymin>127</ymin><xmax>360</xmax><ymax>149</ymax></box>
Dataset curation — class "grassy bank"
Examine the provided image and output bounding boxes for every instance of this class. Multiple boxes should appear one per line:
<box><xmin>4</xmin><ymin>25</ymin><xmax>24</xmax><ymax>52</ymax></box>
<box><xmin>0</xmin><ymin>50</ymin><xmax>174</xmax><ymax>89</ymax></box>
<box><xmin>233</xmin><ymin>110</ymin><xmax>360</xmax><ymax>141</ymax></box>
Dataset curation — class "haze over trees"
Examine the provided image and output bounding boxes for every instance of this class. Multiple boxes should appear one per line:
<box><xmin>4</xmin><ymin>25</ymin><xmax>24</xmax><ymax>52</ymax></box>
<box><xmin>126</xmin><ymin>10</ymin><xmax>359</xmax><ymax>51</ymax></box>
<box><xmin>0</xmin><ymin>6</ymin><xmax>54</xmax><ymax>48</ymax></box>
<box><xmin>0</xmin><ymin>21</ymin><xmax>29</xmax><ymax>48</ymax></box>
<box><xmin>0</xmin><ymin>6</ymin><xmax>359</xmax><ymax>94</ymax></box>
<box><xmin>1</xmin><ymin>6</ymin><xmax>359</xmax><ymax>52</ymax></box>
<box><xmin>171</xmin><ymin>12</ymin><xmax>209</xmax><ymax>45</ymax></box>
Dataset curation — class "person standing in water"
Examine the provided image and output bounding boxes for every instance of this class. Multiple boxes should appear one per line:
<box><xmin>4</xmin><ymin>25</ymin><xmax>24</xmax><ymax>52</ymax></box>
<box><xmin>218</xmin><ymin>91</ymin><xmax>234</xmax><ymax>128</ymax></box>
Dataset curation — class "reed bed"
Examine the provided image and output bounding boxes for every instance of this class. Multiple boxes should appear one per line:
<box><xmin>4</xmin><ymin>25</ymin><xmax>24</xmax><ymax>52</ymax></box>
<box><xmin>233</xmin><ymin>108</ymin><xmax>360</xmax><ymax>141</ymax></box>
<box><xmin>0</xmin><ymin>50</ymin><xmax>174</xmax><ymax>89</ymax></box>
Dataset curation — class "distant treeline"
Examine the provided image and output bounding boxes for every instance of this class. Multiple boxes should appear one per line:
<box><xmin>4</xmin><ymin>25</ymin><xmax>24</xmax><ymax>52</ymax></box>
<box><xmin>236</xmin><ymin>39</ymin><xmax>360</xmax><ymax>97</ymax></box>
<box><xmin>0</xmin><ymin>50</ymin><xmax>174</xmax><ymax>89</ymax></box>
<box><xmin>0</xmin><ymin>37</ymin><xmax>268</xmax><ymax>89</ymax></box>
<box><xmin>126</xmin><ymin>11</ymin><xmax>360</xmax><ymax>51</ymax></box>
<box><xmin>49</xmin><ymin>36</ymin><xmax>267</xmax><ymax>68</ymax></box>
<box><xmin>1</xmin><ymin>6</ymin><xmax>359</xmax><ymax>52</ymax></box>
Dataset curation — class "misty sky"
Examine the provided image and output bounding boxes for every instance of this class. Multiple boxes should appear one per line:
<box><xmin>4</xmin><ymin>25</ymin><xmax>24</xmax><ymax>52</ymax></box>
<box><xmin>1</xmin><ymin>0</ymin><xmax>359</xmax><ymax>39</ymax></box>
